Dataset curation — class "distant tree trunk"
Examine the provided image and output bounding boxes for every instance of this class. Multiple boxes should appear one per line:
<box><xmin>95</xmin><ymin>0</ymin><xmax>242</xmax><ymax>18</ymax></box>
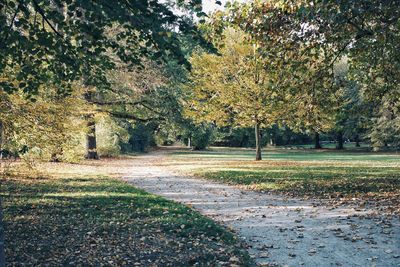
<box><xmin>384</xmin><ymin>141</ymin><xmax>388</xmax><ymax>147</ymax></box>
<box><xmin>336</xmin><ymin>131</ymin><xmax>344</xmax><ymax>150</ymax></box>
<box><xmin>269</xmin><ymin>134</ymin><xmax>275</xmax><ymax>146</ymax></box>
<box><xmin>86</xmin><ymin>115</ymin><xmax>99</xmax><ymax>159</ymax></box>
<box><xmin>187</xmin><ymin>137</ymin><xmax>191</xmax><ymax>148</ymax></box>
<box><xmin>50</xmin><ymin>150</ymin><xmax>63</xmax><ymax>162</ymax></box>
<box><xmin>314</xmin><ymin>132</ymin><xmax>322</xmax><ymax>149</ymax></box>
<box><xmin>285</xmin><ymin>135</ymin><xmax>292</xmax><ymax>145</ymax></box>
<box><xmin>255</xmin><ymin>122</ymin><xmax>262</xmax><ymax>161</ymax></box>
<box><xmin>355</xmin><ymin>134</ymin><xmax>360</xmax><ymax>147</ymax></box>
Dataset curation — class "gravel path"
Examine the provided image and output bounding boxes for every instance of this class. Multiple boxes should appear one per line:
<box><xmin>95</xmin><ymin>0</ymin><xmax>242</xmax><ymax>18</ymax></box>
<box><xmin>124</xmin><ymin>151</ymin><xmax>400</xmax><ymax>267</ymax></box>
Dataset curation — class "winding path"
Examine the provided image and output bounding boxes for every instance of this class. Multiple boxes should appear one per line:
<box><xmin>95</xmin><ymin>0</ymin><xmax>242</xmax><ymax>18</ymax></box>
<box><xmin>124</xmin><ymin>150</ymin><xmax>400</xmax><ymax>267</ymax></box>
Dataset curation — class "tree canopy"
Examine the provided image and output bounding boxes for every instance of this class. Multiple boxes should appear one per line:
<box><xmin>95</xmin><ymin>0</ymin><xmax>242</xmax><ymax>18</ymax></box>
<box><xmin>186</xmin><ymin>28</ymin><xmax>286</xmax><ymax>159</ymax></box>
<box><xmin>1</xmin><ymin>0</ymin><xmax>400</xmax><ymax>162</ymax></box>
<box><xmin>0</xmin><ymin>0</ymin><xmax>208</xmax><ymax>96</ymax></box>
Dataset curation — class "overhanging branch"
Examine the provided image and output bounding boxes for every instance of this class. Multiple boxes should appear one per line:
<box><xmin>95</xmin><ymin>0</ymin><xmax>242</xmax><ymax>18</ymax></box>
<box><xmin>32</xmin><ymin>0</ymin><xmax>63</xmax><ymax>38</ymax></box>
<box><xmin>105</xmin><ymin>110</ymin><xmax>164</xmax><ymax>122</ymax></box>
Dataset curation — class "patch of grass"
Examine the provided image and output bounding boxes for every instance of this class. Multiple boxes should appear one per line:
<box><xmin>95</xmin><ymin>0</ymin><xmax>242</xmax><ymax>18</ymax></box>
<box><xmin>200</xmin><ymin>166</ymin><xmax>400</xmax><ymax>197</ymax></box>
<box><xmin>168</xmin><ymin>147</ymin><xmax>400</xmax><ymax>213</ymax></box>
<box><xmin>170</xmin><ymin>148</ymin><xmax>400</xmax><ymax>162</ymax></box>
<box><xmin>1</xmin><ymin>169</ymin><xmax>251</xmax><ymax>266</ymax></box>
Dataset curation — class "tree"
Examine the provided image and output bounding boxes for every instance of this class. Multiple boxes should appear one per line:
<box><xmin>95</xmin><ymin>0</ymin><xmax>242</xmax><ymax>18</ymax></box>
<box><xmin>369</xmin><ymin>98</ymin><xmax>400</xmax><ymax>150</ymax></box>
<box><xmin>0</xmin><ymin>0</ymin><xmax>210</xmax><ymax>96</ymax></box>
<box><xmin>223</xmin><ymin>1</ymin><xmax>338</xmax><ymax>149</ymax></box>
<box><xmin>0</xmin><ymin>83</ymin><xmax>87</xmax><ymax>163</ymax></box>
<box><xmin>284</xmin><ymin>58</ymin><xmax>336</xmax><ymax>149</ymax></box>
<box><xmin>329</xmin><ymin>58</ymin><xmax>370</xmax><ymax>149</ymax></box>
<box><xmin>0</xmin><ymin>0</ymin><xmax>212</xmax><ymax>160</ymax></box>
<box><xmin>185</xmin><ymin>28</ymin><xmax>284</xmax><ymax>160</ymax></box>
<box><xmin>298</xmin><ymin>0</ymin><xmax>400</xmax><ymax>149</ymax></box>
<box><xmin>229</xmin><ymin>0</ymin><xmax>399</xmax><ymax>150</ymax></box>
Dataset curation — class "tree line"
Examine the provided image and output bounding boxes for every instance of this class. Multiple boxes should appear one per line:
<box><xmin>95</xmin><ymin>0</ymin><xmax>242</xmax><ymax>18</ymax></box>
<box><xmin>0</xmin><ymin>0</ymin><xmax>399</xmax><ymax>162</ymax></box>
<box><xmin>184</xmin><ymin>0</ymin><xmax>400</xmax><ymax>160</ymax></box>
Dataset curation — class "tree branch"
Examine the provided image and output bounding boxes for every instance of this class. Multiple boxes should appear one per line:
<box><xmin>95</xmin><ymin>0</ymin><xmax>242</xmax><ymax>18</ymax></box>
<box><xmin>106</xmin><ymin>110</ymin><xmax>163</xmax><ymax>122</ymax></box>
<box><xmin>32</xmin><ymin>0</ymin><xmax>63</xmax><ymax>38</ymax></box>
<box><xmin>140</xmin><ymin>102</ymin><xmax>163</xmax><ymax>115</ymax></box>
<box><xmin>1</xmin><ymin>5</ymin><xmax>19</xmax><ymax>44</ymax></box>
<box><xmin>88</xmin><ymin>99</ymin><xmax>144</xmax><ymax>106</ymax></box>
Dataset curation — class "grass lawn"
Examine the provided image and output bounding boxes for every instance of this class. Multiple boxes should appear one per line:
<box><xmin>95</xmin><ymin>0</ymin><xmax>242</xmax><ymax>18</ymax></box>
<box><xmin>166</xmin><ymin>147</ymin><xmax>400</xmax><ymax>214</ymax></box>
<box><xmin>1</xmin><ymin>160</ymin><xmax>251</xmax><ymax>266</ymax></box>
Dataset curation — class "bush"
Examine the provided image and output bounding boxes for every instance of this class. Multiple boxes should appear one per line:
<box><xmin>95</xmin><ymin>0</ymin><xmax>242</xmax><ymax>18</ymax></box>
<box><xmin>120</xmin><ymin>122</ymin><xmax>156</xmax><ymax>153</ymax></box>
<box><xmin>96</xmin><ymin>116</ymin><xmax>129</xmax><ymax>157</ymax></box>
<box><xmin>191</xmin><ymin>124</ymin><xmax>214</xmax><ymax>150</ymax></box>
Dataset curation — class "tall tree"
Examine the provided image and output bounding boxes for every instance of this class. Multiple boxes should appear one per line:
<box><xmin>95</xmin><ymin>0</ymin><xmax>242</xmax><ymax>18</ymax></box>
<box><xmin>300</xmin><ymin>0</ymin><xmax>400</xmax><ymax>149</ymax></box>
<box><xmin>185</xmin><ymin>28</ymin><xmax>284</xmax><ymax>160</ymax></box>
<box><xmin>224</xmin><ymin>1</ymin><xmax>339</xmax><ymax>149</ymax></box>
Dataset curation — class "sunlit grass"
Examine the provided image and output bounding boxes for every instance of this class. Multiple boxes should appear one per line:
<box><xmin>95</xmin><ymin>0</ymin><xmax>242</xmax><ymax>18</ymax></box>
<box><xmin>171</xmin><ymin>148</ymin><xmax>400</xmax><ymax>162</ymax></box>
<box><xmin>167</xmin><ymin>147</ymin><xmax>400</xmax><ymax>205</ymax></box>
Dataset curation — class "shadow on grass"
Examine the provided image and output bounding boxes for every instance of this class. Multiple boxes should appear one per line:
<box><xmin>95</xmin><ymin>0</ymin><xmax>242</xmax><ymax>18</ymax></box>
<box><xmin>171</xmin><ymin>148</ymin><xmax>400</xmax><ymax>162</ymax></box>
<box><xmin>201</xmin><ymin>166</ymin><xmax>400</xmax><ymax>197</ymax></box>
<box><xmin>2</xmin><ymin>175</ymin><xmax>251</xmax><ymax>266</ymax></box>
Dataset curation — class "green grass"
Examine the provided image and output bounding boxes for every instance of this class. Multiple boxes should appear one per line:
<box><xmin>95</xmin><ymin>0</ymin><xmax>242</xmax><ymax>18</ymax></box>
<box><xmin>171</xmin><ymin>148</ymin><xmax>400</xmax><ymax>162</ymax></box>
<box><xmin>201</xmin><ymin>166</ymin><xmax>400</xmax><ymax>197</ymax></box>
<box><xmin>168</xmin><ymin>147</ymin><xmax>400</xmax><ymax>210</ymax></box>
<box><xmin>1</xmin><ymin>169</ymin><xmax>251</xmax><ymax>266</ymax></box>
<box><xmin>277</xmin><ymin>142</ymin><xmax>371</xmax><ymax>149</ymax></box>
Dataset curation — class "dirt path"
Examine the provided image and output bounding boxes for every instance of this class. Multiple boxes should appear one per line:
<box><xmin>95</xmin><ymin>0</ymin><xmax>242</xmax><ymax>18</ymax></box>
<box><xmin>124</xmin><ymin>151</ymin><xmax>400</xmax><ymax>267</ymax></box>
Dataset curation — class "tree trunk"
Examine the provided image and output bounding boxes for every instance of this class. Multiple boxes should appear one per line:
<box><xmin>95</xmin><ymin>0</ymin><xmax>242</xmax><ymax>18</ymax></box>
<box><xmin>269</xmin><ymin>134</ymin><xmax>275</xmax><ymax>146</ymax></box>
<box><xmin>355</xmin><ymin>134</ymin><xmax>360</xmax><ymax>147</ymax></box>
<box><xmin>0</xmin><ymin>121</ymin><xmax>3</xmax><ymax>153</ymax></box>
<box><xmin>255</xmin><ymin>122</ymin><xmax>262</xmax><ymax>161</ymax></box>
<box><xmin>314</xmin><ymin>132</ymin><xmax>322</xmax><ymax>149</ymax></box>
<box><xmin>285</xmin><ymin>135</ymin><xmax>292</xmax><ymax>146</ymax></box>
<box><xmin>86</xmin><ymin>115</ymin><xmax>99</xmax><ymax>159</ymax></box>
<box><xmin>336</xmin><ymin>131</ymin><xmax>344</xmax><ymax>150</ymax></box>
<box><xmin>0</xmin><ymin>197</ymin><xmax>5</xmax><ymax>267</ymax></box>
<box><xmin>0</xmin><ymin>124</ymin><xmax>4</xmax><ymax>266</ymax></box>
<box><xmin>187</xmin><ymin>137</ymin><xmax>191</xmax><ymax>148</ymax></box>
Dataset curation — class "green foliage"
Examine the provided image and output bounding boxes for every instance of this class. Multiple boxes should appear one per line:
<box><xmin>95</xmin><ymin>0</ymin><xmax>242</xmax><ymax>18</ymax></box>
<box><xmin>186</xmin><ymin>28</ymin><xmax>283</xmax><ymax>128</ymax></box>
<box><xmin>0</xmin><ymin>86</ymin><xmax>87</xmax><ymax>163</ymax></box>
<box><xmin>120</xmin><ymin>122</ymin><xmax>156</xmax><ymax>153</ymax></box>
<box><xmin>96</xmin><ymin>116</ymin><xmax>129</xmax><ymax>157</ymax></box>
<box><xmin>0</xmin><ymin>0</ymin><xmax>209</xmax><ymax>95</ymax></box>
<box><xmin>190</xmin><ymin>124</ymin><xmax>214</xmax><ymax>150</ymax></box>
<box><xmin>212</xmin><ymin>127</ymin><xmax>268</xmax><ymax>147</ymax></box>
<box><xmin>369</xmin><ymin>98</ymin><xmax>400</xmax><ymax>150</ymax></box>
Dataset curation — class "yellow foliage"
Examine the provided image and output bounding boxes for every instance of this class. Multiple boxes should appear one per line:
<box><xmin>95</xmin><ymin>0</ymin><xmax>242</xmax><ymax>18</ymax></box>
<box><xmin>185</xmin><ymin>28</ymin><xmax>284</xmax><ymax>128</ymax></box>
<box><xmin>0</xmin><ymin>84</ymin><xmax>88</xmax><ymax>163</ymax></box>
